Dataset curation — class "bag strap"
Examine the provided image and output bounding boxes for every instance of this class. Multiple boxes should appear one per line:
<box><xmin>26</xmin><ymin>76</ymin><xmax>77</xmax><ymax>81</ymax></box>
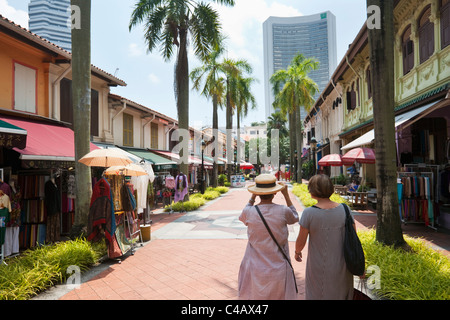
<box><xmin>342</xmin><ymin>203</ymin><xmax>353</xmax><ymax>224</ymax></box>
<box><xmin>255</xmin><ymin>205</ymin><xmax>298</xmax><ymax>293</ymax></box>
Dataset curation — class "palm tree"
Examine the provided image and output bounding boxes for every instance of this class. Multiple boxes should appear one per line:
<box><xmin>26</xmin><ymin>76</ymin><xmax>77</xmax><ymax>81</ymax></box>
<box><xmin>129</xmin><ymin>0</ymin><xmax>235</xmax><ymax>176</ymax></box>
<box><xmin>367</xmin><ymin>0</ymin><xmax>407</xmax><ymax>248</ymax></box>
<box><xmin>267</xmin><ymin>111</ymin><xmax>288</xmax><ymax>139</ymax></box>
<box><xmin>234</xmin><ymin>76</ymin><xmax>257</xmax><ymax>171</ymax></box>
<box><xmin>190</xmin><ymin>41</ymin><xmax>226</xmax><ymax>187</ymax></box>
<box><xmin>218</xmin><ymin>58</ymin><xmax>253</xmax><ymax>179</ymax></box>
<box><xmin>71</xmin><ymin>0</ymin><xmax>92</xmax><ymax>231</ymax></box>
<box><xmin>270</xmin><ymin>53</ymin><xmax>319</xmax><ymax>183</ymax></box>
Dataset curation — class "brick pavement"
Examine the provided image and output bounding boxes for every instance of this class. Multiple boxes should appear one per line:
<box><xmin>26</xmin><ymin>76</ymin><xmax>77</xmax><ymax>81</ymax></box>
<box><xmin>55</xmin><ymin>182</ymin><xmax>448</xmax><ymax>301</ymax></box>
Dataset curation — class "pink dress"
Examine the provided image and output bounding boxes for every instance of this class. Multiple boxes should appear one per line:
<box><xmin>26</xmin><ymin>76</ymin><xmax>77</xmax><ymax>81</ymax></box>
<box><xmin>238</xmin><ymin>203</ymin><xmax>299</xmax><ymax>300</ymax></box>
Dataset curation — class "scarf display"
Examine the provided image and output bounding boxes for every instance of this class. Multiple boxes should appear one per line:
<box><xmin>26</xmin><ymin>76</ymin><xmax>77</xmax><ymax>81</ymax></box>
<box><xmin>87</xmin><ymin>178</ymin><xmax>115</xmax><ymax>242</ymax></box>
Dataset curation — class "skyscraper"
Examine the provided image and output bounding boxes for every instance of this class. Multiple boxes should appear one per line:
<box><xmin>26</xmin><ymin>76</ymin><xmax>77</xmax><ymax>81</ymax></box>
<box><xmin>263</xmin><ymin>12</ymin><xmax>337</xmax><ymax>120</ymax></box>
<box><xmin>28</xmin><ymin>0</ymin><xmax>72</xmax><ymax>51</ymax></box>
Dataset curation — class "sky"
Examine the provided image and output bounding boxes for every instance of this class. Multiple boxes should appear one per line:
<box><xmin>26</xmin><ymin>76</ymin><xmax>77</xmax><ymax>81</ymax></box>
<box><xmin>1</xmin><ymin>0</ymin><xmax>368</xmax><ymax>129</ymax></box>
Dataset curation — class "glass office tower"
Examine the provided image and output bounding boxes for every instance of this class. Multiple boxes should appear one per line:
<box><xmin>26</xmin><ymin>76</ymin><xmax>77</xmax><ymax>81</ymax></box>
<box><xmin>29</xmin><ymin>0</ymin><xmax>72</xmax><ymax>51</ymax></box>
<box><xmin>263</xmin><ymin>12</ymin><xmax>337</xmax><ymax>121</ymax></box>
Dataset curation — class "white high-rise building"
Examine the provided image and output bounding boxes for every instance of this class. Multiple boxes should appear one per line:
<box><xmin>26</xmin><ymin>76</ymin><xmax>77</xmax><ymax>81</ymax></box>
<box><xmin>28</xmin><ymin>0</ymin><xmax>72</xmax><ymax>51</ymax></box>
<box><xmin>263</xmin><ymin>12</ymin><xmax>337</xmax><ymax>121</ymax></box>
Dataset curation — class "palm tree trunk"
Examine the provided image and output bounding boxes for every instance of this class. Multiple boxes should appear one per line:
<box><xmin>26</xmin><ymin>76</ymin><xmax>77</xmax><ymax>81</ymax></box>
<box><xmin>288</xmin><ymin>111</ymin><xmax>296</xmax><ymax>182</ymax></box>
<box><xmin>212</xmin><ymin>94</ymin><xmax>218</xmax><ymax>187</ymax></box>
<box><xmin>226</xmin><ymin>86</ymin><xmax>233</xmax><ymax>182</ymax></box>
<box><xmin>367</xmin><ymin>0</ymin><xmax>407</xmax><ymax>248</ymax></box>
<box><xmin>176</xmin><ymin>28</ymin><xmax>189</xmax><ymax>178</ymax></box>
<box><xmin>295</xmin><ymin>107</ymin><xmax>302</xmax><ymax>183</ymax></box>
<box><xmin>71</xmin><ymin>0</ymin><xmax>92</xmax><ymax>230</ymax></box>
<box><xmin>236</xmin><ymin>111</ymin><xmax>241</xmax><ymax>174</ymax></box>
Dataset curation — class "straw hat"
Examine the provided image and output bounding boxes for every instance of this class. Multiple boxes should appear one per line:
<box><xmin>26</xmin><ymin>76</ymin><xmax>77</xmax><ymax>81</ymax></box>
<box><xmin>247</xmin><ymin>174</ymin><xmax>285</xmax><ymax>195</ymax></box>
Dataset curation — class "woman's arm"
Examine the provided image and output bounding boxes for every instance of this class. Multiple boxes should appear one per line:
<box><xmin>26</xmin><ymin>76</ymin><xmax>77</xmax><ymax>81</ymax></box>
<box><xmin>248</xmin><ymin>193</ymin><xmax>257</xmax><ymax>206</ymax></box>
<box><xmin>295</xmin><ymin>226</ymin><xmax>309</xmax><ymax>262</ymax></box>
<box><xmin>280</xmin><ymin>183</ymin><xmax>293</xmax><ymax>207</ymax></box>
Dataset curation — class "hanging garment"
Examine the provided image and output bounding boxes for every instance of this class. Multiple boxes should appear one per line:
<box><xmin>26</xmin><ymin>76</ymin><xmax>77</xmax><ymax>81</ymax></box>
<box><xmin>0</xmin><ymin>207</ymin><xmax>9</xmax><ymax>246</ymax></box>
<box><xmin>44</xmin><ymin>180</ymin><xmax>61</xmax><ymax>216</ymax></box>
<box><xmin>174</xmin><ymin>174</ymin><xmax>188</xmax><ymax>202</ymax></box>
<box><xmin>165</xmin><ymin>176</ymin><xmax>176</xmax><ymax>189</ymax></box>
<box><xmin>87</xmin><ymin>178</ymin><xmax>115</xmax><ymax>242</ymax></box>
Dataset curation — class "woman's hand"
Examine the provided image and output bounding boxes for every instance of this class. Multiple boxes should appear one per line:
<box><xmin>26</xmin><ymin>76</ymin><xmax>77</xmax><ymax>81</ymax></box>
<box><xmin>280</xmin><ymin>183</ymin><xmax>289</xmax><ymax>196</ymax></box>
<box><xmin>294</xmin><ymin>251</ymin><xmax>302</xmax><ymax>262</ymax></box>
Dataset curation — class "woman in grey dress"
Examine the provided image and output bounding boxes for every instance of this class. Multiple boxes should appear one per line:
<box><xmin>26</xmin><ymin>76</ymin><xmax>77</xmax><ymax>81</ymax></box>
<box><xmin>295</xmin><ymin>174</ymin><xmax>354</xmax><ymax>300</ymax></box>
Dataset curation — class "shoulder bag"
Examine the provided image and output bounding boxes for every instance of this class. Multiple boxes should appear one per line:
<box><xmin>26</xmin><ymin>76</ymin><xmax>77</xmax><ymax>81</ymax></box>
<box><xmin>254</xmin><ymin>205</ymin><xmax>298</xmax><ymax>293</ymax></box>
<box><xmin>342</xmin><ymin>203</ymin><xmax>366</xmax><ymax>276</ymax></box>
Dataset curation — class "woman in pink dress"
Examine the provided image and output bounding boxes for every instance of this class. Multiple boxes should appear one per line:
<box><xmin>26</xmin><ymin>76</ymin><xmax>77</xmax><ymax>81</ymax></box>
<box><xmin>238</xmin><ymin>174</ymin><xmax>299</xmax><ymax>300</ymax></box>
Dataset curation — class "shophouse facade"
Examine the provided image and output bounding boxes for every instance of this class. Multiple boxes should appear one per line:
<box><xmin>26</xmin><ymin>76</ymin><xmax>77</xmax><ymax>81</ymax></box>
<box><xmin>304</xmin><ymin>0</ymin><xmax>450</xmax><ymax>228</ymax></box>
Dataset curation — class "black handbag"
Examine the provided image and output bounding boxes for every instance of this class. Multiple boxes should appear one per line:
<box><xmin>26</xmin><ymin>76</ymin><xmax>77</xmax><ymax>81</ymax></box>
<box><xmin>255</xmin><ymin>205</ymin><xmax>298</xmax><ymax>293</ymax></box>
<box><xmin>342</xmin><ymin>204</ymin><xmax>365</xmax><ymax>276</ymax></box>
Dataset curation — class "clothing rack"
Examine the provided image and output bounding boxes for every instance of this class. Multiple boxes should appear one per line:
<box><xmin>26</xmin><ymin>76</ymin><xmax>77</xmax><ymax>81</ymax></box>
<box><xmin>397</xmin><ymin>171</ymin><xmax>437</xmax><ymax>230</ymax></box>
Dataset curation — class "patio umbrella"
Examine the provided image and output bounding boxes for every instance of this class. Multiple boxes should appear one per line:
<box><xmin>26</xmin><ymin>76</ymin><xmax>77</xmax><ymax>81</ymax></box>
<box><xmin>104</xmin><ymin>163</ymin><xmax>148</xmax><ymax>176</ymax></box>
<box><xmin>78</xmin><ymin>148</ymin><xmax>133</xmax><ymax>167</ymax></box>
<box><xmin>342</xmin><ymin>147</ymin><xmax>376</xmax><ymax>187</ymax></box>
<box><xmin>318</xmin><ymin>154</ymin><xmax>344</xmax><ymax>166</ymax></box>
<box><xmin>240</xmin><ymin>162</ymin><xmax>254</xmax><ymax>170</ymax></box>
<box><xmin>342</xmin><ymin>147</ymin><xmax>376</xmax><ymax>164</ymax></box>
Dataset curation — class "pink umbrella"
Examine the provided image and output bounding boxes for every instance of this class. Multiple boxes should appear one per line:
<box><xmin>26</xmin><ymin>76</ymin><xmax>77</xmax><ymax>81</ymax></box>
<box><xmin>318</xmin><ymin>154</ymin><xmax>344</xmax><ymax>166</ymax></box>
<box><xmin>342</xmin><ymin>147</ymin><xmax>376</xmax><ymax>164</ymax></box>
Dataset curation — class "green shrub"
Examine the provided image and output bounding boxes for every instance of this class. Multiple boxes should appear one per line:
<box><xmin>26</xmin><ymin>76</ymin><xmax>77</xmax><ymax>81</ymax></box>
<box><xmin>214</xmin><ymin>186</ymin><xmax>229</xmax><ymax>194</ymax></box>
<box><xmin>202</xmin><ymin>190</ymin><xmax>220</xmax><ymax>200</ymax></box>
<box><xmin>359</xmin><ymin>229</ymin><xmax>450</xmax><ymax>300</ymax></box>
<box><xmin>0</xmin><ymin>238</ymin><xmax>104</xmax><ymax>300</ymax></box>
<box><xmin>164</xmin><ymin>186</ymin><xmax>229</xmax><ymax>212</ymax></box>
<box><xmin>218</xmin><ymin>174</ymin><xmax>227</xmax><ymax>186</ymax></box>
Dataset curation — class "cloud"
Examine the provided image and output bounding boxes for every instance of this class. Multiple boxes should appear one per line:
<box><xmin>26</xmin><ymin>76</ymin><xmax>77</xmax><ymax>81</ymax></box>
<box><xmin>0</xmin><ymin>0</ymin><xmax>28</xmax><ymax>28</ymax></box>
<box><xmin>128</xmin><ymin>43</ymin><xmax>144</xmax><ymax>57</ymax></box>
<box><xmin>209</xmin><ymin>0</ymin><xmax>302</xmax><ymax>74</ymax></box>
<box><xmin>214</xmin><ymin>0</ymin><xmax>302</xmax><ymax>48</ymax></box>
<box><xmin>148</xmin><ymin>73</ymin><xmax>160</xmax><ymax>84</ymax></box>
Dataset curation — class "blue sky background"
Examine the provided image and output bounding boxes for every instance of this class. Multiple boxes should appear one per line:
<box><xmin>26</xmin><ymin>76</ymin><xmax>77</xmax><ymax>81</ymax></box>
<box><xmin>1</xmin><ymin>0</ymin><xmax>367</xmax><ymax>129</ymax></box>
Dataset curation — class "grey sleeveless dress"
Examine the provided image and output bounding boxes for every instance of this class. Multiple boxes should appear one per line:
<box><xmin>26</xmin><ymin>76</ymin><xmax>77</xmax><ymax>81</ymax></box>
<box><xmin>299</xmin><ymin>204</ymin><xmax>354</xmax><ymax>300</ymax></box>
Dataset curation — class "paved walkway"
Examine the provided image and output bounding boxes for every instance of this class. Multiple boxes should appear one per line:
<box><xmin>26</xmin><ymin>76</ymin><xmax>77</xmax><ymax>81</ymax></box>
<box><xmin>34</xmin><ymin>183</ymin><xmax>449</xmax><ymax>300</ymax></box>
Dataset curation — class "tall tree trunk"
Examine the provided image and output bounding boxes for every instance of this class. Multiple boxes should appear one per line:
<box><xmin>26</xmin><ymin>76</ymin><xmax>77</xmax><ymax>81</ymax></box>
<box><xmin>295</xmin><ymin>107</ymin><xmax>302</xmax><ymax>183</ymax></box>
<box><xmin>236</xmin><ymin>111</ymin><xmax>241</xmax><ymax>174</ymax></box>
<box><xmin>226</xmin><ymin>86</ymin><xmax>233</xmax><ymax>182</ymax></box>
<box><xmin>176</xmin><ymin>28</ymin><xmax>189</xmax><ymax>178</ymax></box>
<box><xmin>212</xmin><ymin>94</ymin><xmax>218</xmax><ymax>187</ymax></box>
<box><xmin>71</xmin><ymin>0</ymin><xmax>92</xmax><ymax>231</ymax></box>
<box><xmin>288</xmin><ymin>111</ymin><xmax>296</xmax><ymax>182</ymax></box>
<box><xmin>367</xmin><ymin>0</ymin><xmax>407</xmax><ymax>248</ymax></box>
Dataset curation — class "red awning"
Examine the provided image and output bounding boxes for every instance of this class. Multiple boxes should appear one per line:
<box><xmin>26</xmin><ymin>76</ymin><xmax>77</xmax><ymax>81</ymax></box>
<box><xmin>0</xmin><ymin>116</ymin><xmax>98</xmax><ymax>161</ymax></box>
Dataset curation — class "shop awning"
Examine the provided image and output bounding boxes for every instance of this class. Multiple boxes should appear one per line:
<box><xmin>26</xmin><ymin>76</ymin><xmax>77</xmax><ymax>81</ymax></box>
<box><xmin>0</xmin><ymin>117</ymin><xmax>98</xmax><ymax>161</ymax></box>
<box><xmin>0</xmin><ymin>119</ymin><xmax>27</xmax><ymax>149</ymax></box>
<box><xmin>118</xmin><ymin>147</ymin><xmax>178</xmax><ymax>169</ymax></box>
<box><xmin>341</xmin><ymin>100</ymin><xmax>445</xmax><ymax>150</ymax></box>
<box><xmin>152</xmin><ymin>150</ymin><xmax>213</xmax><ymax>168</ymax></box>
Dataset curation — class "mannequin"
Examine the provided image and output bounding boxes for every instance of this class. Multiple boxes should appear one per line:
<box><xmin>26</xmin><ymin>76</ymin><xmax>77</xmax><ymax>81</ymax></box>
<box><xmin>174</xmin><ymin>171</ymin><xmax>188</xmax><ymax>203</ymax></box>
<box><xmin>45</xmin><ymin>174</ymin><xmax>61</xmax><ymax>242</ymax></box>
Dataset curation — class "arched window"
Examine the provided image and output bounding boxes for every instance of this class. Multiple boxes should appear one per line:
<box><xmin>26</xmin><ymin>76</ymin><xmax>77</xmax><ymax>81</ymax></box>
<box><xmin>402</xmin><ymin>25</ymin><xmax>415</xmax><ymax>74</ymax></box>
<box><xmin>346</xmin><ymin>82</ymin><xmax>357</xmax><ymax>111</ymax></box>
<box><xmin>441</xmin><ymin>0</ymin><xmax>450</xmax><ymax>49</ymax></box>
<box><xmin>418</xmin><ymin>5</ymin><xmax>435</xmax><ymax>63</ymax></box>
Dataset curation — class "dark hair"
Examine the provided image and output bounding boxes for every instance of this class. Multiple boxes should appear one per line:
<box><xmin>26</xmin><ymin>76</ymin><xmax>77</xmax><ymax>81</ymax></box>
<box><xmin>259</xmin><ymin>194</ymin><xmax>275</xmax><ymax>201</ymax></box>
<box><xmin>308</xmin><ymin>174</ymin><xmax>334</xmax><ymax>199</ymax></box>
